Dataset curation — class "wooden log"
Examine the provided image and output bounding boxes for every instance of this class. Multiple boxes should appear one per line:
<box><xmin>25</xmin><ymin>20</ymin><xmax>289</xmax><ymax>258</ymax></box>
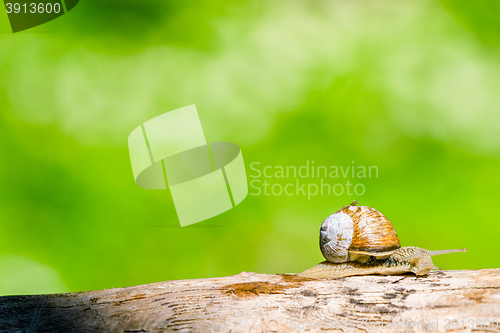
<box><xmin>1</xmin><ymin>269</ymin><xmax>500</xmax><ymax>332</ymax></box>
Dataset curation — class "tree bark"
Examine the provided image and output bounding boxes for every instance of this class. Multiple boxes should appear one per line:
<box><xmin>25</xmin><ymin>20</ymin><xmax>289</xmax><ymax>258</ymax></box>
<box><xmin>1</xmin><ymin>269</ymin><xmax>500</xmax><ymax>332</ymax></box>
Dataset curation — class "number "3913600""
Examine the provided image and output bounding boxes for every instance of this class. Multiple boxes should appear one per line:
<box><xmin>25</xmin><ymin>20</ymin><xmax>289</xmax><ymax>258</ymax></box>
<box><xmin>5</xmin><ymin>2</ymin><xmax>62</xmax><ymax>14</ymax></box>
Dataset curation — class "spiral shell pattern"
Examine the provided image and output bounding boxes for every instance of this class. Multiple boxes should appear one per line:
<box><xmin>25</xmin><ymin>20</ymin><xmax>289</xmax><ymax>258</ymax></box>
<box><xmin>320</xmin><ymin>212</ymin><xmax>354</xmax><ymax>263</ymax></box>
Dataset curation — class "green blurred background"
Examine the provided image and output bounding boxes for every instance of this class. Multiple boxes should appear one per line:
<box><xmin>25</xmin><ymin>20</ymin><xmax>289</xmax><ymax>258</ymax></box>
<box><xmin>0</xmin><ymin>0</ymin><xmax>499</xmax><ymax>296</ymax></box>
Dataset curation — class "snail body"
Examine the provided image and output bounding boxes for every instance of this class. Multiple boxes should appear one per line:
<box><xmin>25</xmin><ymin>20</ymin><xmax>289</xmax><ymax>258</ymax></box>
<box><xmin>299</xmin><ymin>246</ymin><xmax>466</xmax><ymax>278</ymax></box>
<box><xmin>300</xmin><ymin>201</ymin><xmax>466</xmax><ymax>278</ymax></box>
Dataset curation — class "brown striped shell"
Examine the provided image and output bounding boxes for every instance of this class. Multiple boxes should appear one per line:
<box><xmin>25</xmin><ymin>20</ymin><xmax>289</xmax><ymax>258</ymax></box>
<box><xmin>320</xmin><ymin>201</ymin><xmax>400</xmax><ymax>263</ymax></box>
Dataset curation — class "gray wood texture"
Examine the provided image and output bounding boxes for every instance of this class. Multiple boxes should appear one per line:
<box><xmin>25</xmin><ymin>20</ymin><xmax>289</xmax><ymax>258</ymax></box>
<box><xmin>1</xmin><ymin>269</ymin><xmax>499</xmax><ymax>332</ymax></box>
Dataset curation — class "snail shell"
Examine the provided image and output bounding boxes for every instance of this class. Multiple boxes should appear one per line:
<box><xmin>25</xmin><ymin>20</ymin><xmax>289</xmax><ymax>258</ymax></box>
<box><xmin>320</xmin><ymin>200</ymin><xmax>400</xmax><ymax>263</ymax></box>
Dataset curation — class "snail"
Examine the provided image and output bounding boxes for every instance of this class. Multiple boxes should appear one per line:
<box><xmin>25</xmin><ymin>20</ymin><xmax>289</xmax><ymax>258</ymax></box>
<box><xmin>299</xmin><ymin>200</ymin><xmax>466</xmax><ymax>279</ymax></box>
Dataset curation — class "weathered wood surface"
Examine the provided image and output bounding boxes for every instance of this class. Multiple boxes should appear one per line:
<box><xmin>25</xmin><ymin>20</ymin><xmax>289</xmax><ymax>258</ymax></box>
<box><xmin>1</xmin><ymin>269</ymin><xmax>500</xmax><ymax>332</ymax></box>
